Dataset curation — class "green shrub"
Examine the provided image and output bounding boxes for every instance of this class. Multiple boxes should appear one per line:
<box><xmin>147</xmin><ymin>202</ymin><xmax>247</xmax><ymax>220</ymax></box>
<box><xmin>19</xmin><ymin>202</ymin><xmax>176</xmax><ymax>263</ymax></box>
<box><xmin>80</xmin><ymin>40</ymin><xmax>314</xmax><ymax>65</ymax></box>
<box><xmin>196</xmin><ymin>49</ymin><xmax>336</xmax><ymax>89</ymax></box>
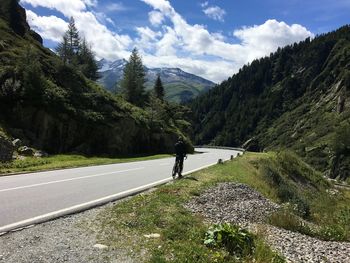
<box><xmin>317</xmin><ymin>225</ymin><xmax>347</xmax><ymax>241</ymax></box>
<box><xmin>204</xmin><ymin>223</ymin><xmax>255</xmax><ymax>257</ymax></box>
<box><xmin>270</xmin><ymin>204</ymin><xmax>350</xmax><ymax>241</ymax></box>
<box><xmin>260</xmin><ymin>155</ymin><xmax>311</xmax><ymax>218</ymax></box>
<box><xmin>269</xmin><ymin>204</ymin><xmax>314</xmax><ymax>236</ymax></box>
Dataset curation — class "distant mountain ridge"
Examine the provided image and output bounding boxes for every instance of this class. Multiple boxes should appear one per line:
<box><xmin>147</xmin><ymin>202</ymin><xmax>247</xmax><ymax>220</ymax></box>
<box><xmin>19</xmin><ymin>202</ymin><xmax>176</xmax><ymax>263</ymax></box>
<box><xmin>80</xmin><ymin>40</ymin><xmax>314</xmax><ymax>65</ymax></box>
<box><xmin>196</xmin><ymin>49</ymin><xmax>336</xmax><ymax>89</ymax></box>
<box><xmin>98</xmin><ymin>59</ymin><xmax>215</xmax><ymax>103</ymax></box>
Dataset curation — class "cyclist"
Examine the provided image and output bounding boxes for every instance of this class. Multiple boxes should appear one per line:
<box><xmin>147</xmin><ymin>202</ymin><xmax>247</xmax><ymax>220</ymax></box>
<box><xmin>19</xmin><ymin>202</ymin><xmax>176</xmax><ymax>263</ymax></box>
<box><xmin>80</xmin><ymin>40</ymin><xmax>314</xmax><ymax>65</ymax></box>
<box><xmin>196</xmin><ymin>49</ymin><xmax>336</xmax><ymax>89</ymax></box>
<box><xmin>174</xmin><ymin>137</ymin><xmax>187</xmax><ymax>178</ymax></box>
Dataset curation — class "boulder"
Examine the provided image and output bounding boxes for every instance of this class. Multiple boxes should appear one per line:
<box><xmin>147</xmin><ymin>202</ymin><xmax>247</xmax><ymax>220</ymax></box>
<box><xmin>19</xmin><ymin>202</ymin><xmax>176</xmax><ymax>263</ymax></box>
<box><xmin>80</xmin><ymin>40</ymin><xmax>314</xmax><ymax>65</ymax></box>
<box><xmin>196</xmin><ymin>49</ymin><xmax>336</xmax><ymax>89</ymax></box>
<box><xmin>12</xmin><ymin>138</ymin><xmax>22</xmax><ymax>148</ymax></box>
<box><xmin>0</xmin><ymin>136</ymin><xmax>14</xmax><ymax>162</ymax></box>
<box><xmin>34</xmin><ymin>150</ymin><xmax>48</xmax><ymax>158</ymax></box>
<box><xmin>18</xmin><ymin>146</ymin><xmax>35</xmax><ymax>156</ymax></box>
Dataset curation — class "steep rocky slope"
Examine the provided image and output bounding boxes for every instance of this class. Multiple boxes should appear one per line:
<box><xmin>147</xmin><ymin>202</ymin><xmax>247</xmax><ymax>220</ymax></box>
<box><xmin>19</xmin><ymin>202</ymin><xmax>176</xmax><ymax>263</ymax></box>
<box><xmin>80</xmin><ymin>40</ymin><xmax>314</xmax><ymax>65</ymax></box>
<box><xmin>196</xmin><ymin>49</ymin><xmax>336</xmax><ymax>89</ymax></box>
<box><xmin>191</xmin><ymin>25</ymin><xmax>350</xmax><ymax>179</ymax></box>
<box><xmin>0</xmin><ymin>0</ymin><xmax>190</xmax><ymax>157</ymax></box>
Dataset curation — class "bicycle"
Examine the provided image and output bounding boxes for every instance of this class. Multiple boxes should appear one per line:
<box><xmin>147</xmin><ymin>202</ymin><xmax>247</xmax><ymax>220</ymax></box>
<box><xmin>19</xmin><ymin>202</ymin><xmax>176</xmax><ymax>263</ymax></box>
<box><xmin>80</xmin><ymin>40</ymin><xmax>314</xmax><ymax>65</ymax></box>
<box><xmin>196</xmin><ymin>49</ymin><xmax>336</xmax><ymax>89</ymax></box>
<box><xmin>172</xmin><ymin>155</ymin><xmax>186</xmax><ymax>179</ymax></box>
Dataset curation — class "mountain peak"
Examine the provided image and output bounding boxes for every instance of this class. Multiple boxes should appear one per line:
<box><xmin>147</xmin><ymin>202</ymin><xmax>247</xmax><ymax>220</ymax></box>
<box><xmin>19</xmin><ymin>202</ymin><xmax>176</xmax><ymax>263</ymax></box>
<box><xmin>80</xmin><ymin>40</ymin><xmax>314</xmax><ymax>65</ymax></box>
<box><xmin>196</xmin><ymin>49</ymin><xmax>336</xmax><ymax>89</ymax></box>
<box><xmin>98</xmin><ymin>59</ymin><xmax>215</xmax><ymax>103</ymax></box>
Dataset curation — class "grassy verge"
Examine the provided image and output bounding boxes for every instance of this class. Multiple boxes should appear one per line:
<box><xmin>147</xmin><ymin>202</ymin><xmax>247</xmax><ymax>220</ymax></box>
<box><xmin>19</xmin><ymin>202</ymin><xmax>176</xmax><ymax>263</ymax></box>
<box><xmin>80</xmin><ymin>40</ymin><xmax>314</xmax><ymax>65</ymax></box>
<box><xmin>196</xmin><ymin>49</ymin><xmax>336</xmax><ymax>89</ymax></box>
<box><xmin>257</xmin><ymin>151</ymin><xmax>350</xmax><ymax>241</ymax></box>
<box><xmin>93</xmin><ymin>153</ymin><xmax>285</xmax><ymax>263</ymax></box>
<box><xmin>0</xmin><ymin>154</ymin><xmax>171</xmax><ymax>175</ymax></box>
<box><xmin>91</xmin><ymin>151</ymin><xmax>350</xmax><ymax>262</ymax></box>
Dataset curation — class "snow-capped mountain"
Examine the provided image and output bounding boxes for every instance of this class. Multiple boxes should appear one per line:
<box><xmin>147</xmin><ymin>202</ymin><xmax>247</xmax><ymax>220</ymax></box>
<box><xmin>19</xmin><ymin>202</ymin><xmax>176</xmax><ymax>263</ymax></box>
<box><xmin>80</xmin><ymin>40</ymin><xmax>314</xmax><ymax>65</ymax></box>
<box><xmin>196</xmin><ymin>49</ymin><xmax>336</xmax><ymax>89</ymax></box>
<box><xmin>97</xmin><ymin>59</ymin><xmax>215</xmax><ymax>103</ymax></box>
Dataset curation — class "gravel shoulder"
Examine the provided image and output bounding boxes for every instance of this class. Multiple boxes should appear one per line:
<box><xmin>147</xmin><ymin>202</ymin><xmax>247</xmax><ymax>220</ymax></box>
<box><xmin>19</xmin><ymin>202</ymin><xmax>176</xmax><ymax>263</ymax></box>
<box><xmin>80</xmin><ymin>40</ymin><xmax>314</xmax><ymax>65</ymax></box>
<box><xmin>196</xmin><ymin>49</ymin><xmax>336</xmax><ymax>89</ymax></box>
<box><xmin>0</xmin><ymin>201</ymin><xmax>134</xmax><ymax>263</ymax></box>
<box><xmin>2</xmin><ymin>182</ymin><xmax>350</xmax><ymax>263</ymax></box>
<box><xmin>185</xmin><ymin>182</ymin><xmax>350</xmax><ymax>263</ymax></box>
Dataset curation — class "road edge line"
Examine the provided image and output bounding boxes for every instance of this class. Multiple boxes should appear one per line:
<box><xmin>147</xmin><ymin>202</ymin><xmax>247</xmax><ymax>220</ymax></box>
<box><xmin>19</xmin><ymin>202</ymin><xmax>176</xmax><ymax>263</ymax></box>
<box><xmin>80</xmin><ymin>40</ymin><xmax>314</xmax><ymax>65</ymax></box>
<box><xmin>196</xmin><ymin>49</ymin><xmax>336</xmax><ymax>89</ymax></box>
<box><xmin>0</xmin><ymin>153</ymin><xmax>240</xmax><ymax>234</ymax></box>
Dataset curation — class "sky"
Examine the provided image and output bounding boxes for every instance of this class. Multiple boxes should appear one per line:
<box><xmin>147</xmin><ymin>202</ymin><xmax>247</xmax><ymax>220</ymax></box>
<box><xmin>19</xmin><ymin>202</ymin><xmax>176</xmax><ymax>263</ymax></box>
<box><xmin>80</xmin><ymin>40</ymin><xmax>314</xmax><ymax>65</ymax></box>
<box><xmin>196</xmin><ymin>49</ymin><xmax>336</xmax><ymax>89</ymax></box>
<box><xmin>20</xmin><ymin>0</ymin><xmax>350</xmax><ymax>83</ymax></box>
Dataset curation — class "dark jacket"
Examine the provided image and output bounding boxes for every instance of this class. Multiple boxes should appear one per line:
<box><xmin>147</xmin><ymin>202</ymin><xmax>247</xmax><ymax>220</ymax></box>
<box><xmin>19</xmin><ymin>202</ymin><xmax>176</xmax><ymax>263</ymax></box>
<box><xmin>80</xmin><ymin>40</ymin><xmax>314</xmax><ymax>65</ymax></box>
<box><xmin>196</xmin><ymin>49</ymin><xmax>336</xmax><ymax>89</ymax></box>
<box><xmin>175</xmin><ymin>141</ymin><xmax>186</xmax><ymax>157</ymax></box>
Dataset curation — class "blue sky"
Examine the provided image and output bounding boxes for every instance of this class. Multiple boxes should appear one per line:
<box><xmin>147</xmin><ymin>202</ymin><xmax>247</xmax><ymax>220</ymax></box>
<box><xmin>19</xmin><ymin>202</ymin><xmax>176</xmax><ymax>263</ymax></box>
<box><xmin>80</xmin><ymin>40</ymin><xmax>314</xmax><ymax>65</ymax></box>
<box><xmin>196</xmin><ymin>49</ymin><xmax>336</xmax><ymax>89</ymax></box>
<box><xmin>20</xmin><ymin>0</ymin><xmax>350</xmax><ymax>82</ymax></box>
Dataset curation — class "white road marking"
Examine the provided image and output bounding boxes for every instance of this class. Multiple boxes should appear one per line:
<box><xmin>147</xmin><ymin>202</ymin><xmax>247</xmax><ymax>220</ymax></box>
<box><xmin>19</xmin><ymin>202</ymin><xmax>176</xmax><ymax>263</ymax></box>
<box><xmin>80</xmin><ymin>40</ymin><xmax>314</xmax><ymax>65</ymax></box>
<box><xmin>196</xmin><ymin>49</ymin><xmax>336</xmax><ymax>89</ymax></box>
<box><xmin>159</xmin><ymin>163</ymin><xmax>170</xmax><ymax>166</ymax></box>
<box><xmin>0</xmin><ymin>162</ymin><xmax>223</xmax><ymax>233</ymax></box>
<box><xmin>0</xmin><ymin>177</ymin><xmax>172</xmax><ymax>233</ymax></box>
<box><xmin>0</xmin><ymin>150</ymin><xmax>242</xmax><ymax>233</ymax></box>
<box><xmin>0</xmin><ymin>167</ymin><xmax>145</xmax><ymax>193</ymax></box>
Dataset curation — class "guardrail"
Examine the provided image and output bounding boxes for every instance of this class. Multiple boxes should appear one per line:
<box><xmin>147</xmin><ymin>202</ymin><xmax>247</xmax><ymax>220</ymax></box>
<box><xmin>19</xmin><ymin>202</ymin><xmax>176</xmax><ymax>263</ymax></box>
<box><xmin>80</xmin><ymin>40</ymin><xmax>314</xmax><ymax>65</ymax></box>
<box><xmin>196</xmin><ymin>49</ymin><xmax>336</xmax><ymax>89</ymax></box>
<box><xmin>194</xmin><ymin>145</ymin><xmax>246</xmax><ymax>153</ymax></box>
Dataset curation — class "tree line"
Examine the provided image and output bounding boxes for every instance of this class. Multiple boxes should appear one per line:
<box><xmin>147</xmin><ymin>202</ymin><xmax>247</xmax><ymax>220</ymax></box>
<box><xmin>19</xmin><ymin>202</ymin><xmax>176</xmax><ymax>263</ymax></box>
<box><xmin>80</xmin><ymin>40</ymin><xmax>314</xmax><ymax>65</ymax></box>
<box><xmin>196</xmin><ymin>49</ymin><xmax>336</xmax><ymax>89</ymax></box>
<box><xmin>56</xmin><ymin>17</ymin><xmax>99</xmax><ymax>81</ymax></box>
<box><xmin>55</xmin><ymin>18</ymin><xmax>191</xmax><ymax>148</ymax></box>
<box><xmin>56</xmin><ymin>18</ymin><xmax>165</xmax><ymax>108</ymax></box>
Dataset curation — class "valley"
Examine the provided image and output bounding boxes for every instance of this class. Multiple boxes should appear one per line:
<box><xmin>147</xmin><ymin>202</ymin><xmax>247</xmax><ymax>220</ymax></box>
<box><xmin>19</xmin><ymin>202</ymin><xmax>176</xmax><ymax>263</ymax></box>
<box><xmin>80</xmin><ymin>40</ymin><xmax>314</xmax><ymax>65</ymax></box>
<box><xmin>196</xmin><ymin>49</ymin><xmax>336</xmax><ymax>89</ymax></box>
<box><xmin>0</xmin><ymin>0</ymin><xmax>350</xmax><ymax>262</ymax></box>
<box><xmin>98</xmin><ymin>58</ymin><xmax>215</xmax><ymax>103</ymax></box>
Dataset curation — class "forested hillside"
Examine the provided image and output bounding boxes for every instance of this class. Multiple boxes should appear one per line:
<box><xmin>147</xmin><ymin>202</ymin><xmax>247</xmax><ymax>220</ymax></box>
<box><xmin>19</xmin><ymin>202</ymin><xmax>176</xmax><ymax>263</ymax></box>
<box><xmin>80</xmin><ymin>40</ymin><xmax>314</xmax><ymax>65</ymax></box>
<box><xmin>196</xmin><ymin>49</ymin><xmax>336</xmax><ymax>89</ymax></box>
<box><xmin>191</xmin><ymin>25</ymin><xmax>350</xmax><ymax>180</ymax></box>
<box><xmin>0</xmin><ymin>0</ymin><xmax>191</xmax><ymax>156</ymax></box>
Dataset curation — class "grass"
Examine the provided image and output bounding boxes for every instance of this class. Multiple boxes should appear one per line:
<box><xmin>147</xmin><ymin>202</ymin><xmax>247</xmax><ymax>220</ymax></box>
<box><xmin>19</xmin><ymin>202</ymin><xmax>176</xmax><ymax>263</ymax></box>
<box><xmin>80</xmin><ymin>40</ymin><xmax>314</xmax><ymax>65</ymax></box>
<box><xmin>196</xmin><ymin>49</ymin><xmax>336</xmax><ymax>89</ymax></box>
<box><xmin>0</xmin><ymin>154</ymin><xmax>171</xmax><ymax>175</ymax></box>
<box><xmin>257</xmin><ymin>151</ymin><xmax>350</xmax><ymax>241</ymax></box>
<box><xmin>88</xmin><ymin>151</ymin><xmax>350</xmax><ymax>262</ymax></box>
<box><xmin>92</xmin><ymin>152</ymin><xmax>285</xmax><ymax>263</ymax></box>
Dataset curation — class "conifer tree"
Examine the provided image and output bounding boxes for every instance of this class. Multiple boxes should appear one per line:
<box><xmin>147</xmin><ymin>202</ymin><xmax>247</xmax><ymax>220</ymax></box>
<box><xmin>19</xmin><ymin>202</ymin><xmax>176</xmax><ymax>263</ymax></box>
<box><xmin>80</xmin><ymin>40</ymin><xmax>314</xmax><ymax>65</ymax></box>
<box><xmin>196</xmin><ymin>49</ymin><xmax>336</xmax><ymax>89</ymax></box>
<box><xmin>121</xmin><ymin>48</ymin><xmax>146</xmax><ymax>106</ymax></box>
<box><xmin>56</xmin><ymin>17</ymin><xmax>80</xmax><ymax>65</ymax></box>
<box><xmin>56</xmin><ymin>18</ymin><xmax>99</xmax><ymax>80</ymax></box>
<box><xmin>154</xmin><ymin>74</ymin><xmax>164</xmax><ymax>101</ymax></box>
<box><xmin>66</xmin><ymin>17</ymin><xmax>80</xmax><ymax>55</ymax></box>
<box><xmin>56</xmin><ymin>35</ymin><xmax>69</xmax><ymax>65</ymax></box>
<box><xmin>78</xmin><ymin>38</ymin><xmax>99</xmax><ymax>81</ymax></box>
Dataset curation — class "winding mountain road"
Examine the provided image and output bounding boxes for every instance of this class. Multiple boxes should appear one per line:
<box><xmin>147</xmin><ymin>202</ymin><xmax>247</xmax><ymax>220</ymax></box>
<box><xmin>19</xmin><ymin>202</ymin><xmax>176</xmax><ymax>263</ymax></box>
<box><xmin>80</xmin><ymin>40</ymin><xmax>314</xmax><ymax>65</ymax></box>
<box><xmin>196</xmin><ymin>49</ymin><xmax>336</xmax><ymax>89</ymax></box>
<box><xmin>0</xmin><ymin>147</ymin><xmax>241</xmax><ymax>234</ymax></box>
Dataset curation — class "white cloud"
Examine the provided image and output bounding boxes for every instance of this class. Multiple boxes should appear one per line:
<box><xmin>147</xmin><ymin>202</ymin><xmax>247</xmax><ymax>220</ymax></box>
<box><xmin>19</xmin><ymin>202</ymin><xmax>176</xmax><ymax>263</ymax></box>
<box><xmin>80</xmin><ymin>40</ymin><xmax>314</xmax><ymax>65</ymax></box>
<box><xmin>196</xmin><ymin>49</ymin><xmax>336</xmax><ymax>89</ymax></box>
<box><xmin>155</xmin><ymin>27</ymin><xmax>179</xmax><ymax>56</ymax></box>
<box><xmin>72</xmin><ymin>11</ymin><xmax>132</xmax><ymax>59</ymax></box>
<box><xmin>141</xmin><ymin>0</ymin><xmax>313</xmax><ymax>82</ymax></box>
<box><xmin>135</xmin><ymin>26</ymin><xmax>161</xmax><ymax>51</ymax></box>
<box><xmin>203</xmin><ymin>6</ymin><xmax>226</xmax><ymax>22</ymax></box>
<box><xmin>142</xmin><ymin>54</ymin><xmax>236</xmax><ymax>83</ymax></box>
<box><xmin>148</xmin><ymin>11</ymin><xmax>164</xmax><ymax>26</ymax></box>
<box><xmin>106</xmin><ymin>3</ymin><xmax>127</xmax><ymax>12</ymax></box>
<box><xmin>200</xmin><ymin>1</ymin><xmax>209</xmax><ymax>8</ymax></box>
<box><xmin>22</xmin><ymin>0</ymin><xmax>314</xmax><ymax>83</ymax></box>
<box><xmin>22</xmin><ymin>0</ymin><xmax>132</xmax><ymax>60</ymax></box>
<box><xmin>82</xmin><ymin>0</ymin><xmax>97</xmax><ymax>7</ymax></box>
<box><xmin>26</xmin><ymin>10</ymin><xmax>68</xmax><ymax>42</ymax></box>
<box><xmin>233</xmin><ymin>19</ymin><xmax>314</xmax><ymax>61</ymax></box>
<box><xmin>21</xmin><ymin>0</ymin><xmax>86</xmax><ymax>15</ymax></box>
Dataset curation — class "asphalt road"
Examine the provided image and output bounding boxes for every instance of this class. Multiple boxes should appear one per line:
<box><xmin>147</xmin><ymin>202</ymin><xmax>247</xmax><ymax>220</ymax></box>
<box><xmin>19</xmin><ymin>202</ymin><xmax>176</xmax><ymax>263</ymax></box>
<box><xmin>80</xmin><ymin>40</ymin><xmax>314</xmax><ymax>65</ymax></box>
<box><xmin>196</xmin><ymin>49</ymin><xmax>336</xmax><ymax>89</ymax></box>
<box><xmin>0</xmin><ymin>148</ymin><xmax>241</xmax><ymax>233</ymax></box>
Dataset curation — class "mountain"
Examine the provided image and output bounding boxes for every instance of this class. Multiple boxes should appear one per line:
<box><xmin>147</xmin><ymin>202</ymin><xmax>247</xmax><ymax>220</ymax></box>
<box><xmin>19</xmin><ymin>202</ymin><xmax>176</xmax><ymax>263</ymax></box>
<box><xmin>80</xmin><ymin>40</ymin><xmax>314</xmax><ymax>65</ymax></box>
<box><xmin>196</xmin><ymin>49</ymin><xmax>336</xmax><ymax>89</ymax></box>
<box><xmin>0</xmin><ymin>0</ymin><xmax>191</xmax><ymax>157</ymax></box>
<box><xmin>97</xmin><ymin>59</ymin><xmax>215</xmax><ymax>103</ymax></box>
<box><xmin>190</xmin><ymin>25</ymin><xmax>350</xmax><ymax>181</ymax></box>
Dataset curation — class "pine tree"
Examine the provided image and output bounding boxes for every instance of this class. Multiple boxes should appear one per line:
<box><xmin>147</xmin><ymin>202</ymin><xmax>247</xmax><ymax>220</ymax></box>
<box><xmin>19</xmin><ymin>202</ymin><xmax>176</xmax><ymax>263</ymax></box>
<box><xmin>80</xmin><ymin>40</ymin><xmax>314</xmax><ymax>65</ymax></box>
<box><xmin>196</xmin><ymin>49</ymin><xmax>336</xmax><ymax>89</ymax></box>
<box><xmin>154</xmin><ymin>74</ymin><xmax>164</xmax><ymax>101</ymax></box>
<box><xmin>56</xmin><ymin>17</ymin><xmax>80</xmax><ymax>65</ymax></box>
<box><xmin>121</xmin><ymin>48</ymin><xmax>146</xmax><ymax>106</ymax></box>
<box><xmin>56</xmin><ymin>35</ymin><xmax>69</xmax><ymax>65</ymax></box>
<box><xmin>66</xmin><ymin>17</ymin><xmax>80</xmax><ymax>55</ymax></box>
<box><xmin>56</xmin><ymin>19</ymin><xmax>99</xmax><ymax>80</ymax></box>
<box><xmin>78</xmin><ymin>38</ymin><xmax>99</xmax><ymax>81</ymax></box>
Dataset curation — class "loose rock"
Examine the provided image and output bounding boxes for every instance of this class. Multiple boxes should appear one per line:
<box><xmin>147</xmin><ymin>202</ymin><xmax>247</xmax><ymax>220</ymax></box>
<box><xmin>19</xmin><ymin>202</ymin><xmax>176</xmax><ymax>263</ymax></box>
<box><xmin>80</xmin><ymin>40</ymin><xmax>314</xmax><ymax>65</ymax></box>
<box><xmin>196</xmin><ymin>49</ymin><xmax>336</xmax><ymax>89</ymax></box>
<box><xmin>93</xmin><ymin>244</ymin><xmax>108</xmax><ymax>250</ymax></box>
<box><xmin>185</xmin><ymin>182</ymin><xmax>350</xmax><ymax>263</ymax></box>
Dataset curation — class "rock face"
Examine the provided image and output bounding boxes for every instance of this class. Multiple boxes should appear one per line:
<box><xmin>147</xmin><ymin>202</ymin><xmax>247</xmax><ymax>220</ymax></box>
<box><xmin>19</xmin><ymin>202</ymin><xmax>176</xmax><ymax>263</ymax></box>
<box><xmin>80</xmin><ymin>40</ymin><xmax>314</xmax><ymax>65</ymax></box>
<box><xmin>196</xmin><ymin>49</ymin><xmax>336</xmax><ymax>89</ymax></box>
<box><xmin>18</xmin><ymin>146</ymin><xmax>35</xmax><ymax>156</ymax></box>
<box><xmin>0</xmin><ymin>0</ymin><xmax>42</xmax><ymax>44</ymax></box>
<box><xmin>0</xmin><ymin>135</ymin><xmax>14</xmax><ymax>162</ymax></box>
<box><xmin>4</xmin><ymin>108</ymin><xmax>179</xmax><ymax>155</ymax></box>
<box><xmin>0</xmin><ymin>0</ymin><xmax>30</xmax><ymax>36</ymax></box>
<box><xmin>0</xmin><ymin>1</ymin><xmax>190</xmax><ymax>157</ymax></box>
